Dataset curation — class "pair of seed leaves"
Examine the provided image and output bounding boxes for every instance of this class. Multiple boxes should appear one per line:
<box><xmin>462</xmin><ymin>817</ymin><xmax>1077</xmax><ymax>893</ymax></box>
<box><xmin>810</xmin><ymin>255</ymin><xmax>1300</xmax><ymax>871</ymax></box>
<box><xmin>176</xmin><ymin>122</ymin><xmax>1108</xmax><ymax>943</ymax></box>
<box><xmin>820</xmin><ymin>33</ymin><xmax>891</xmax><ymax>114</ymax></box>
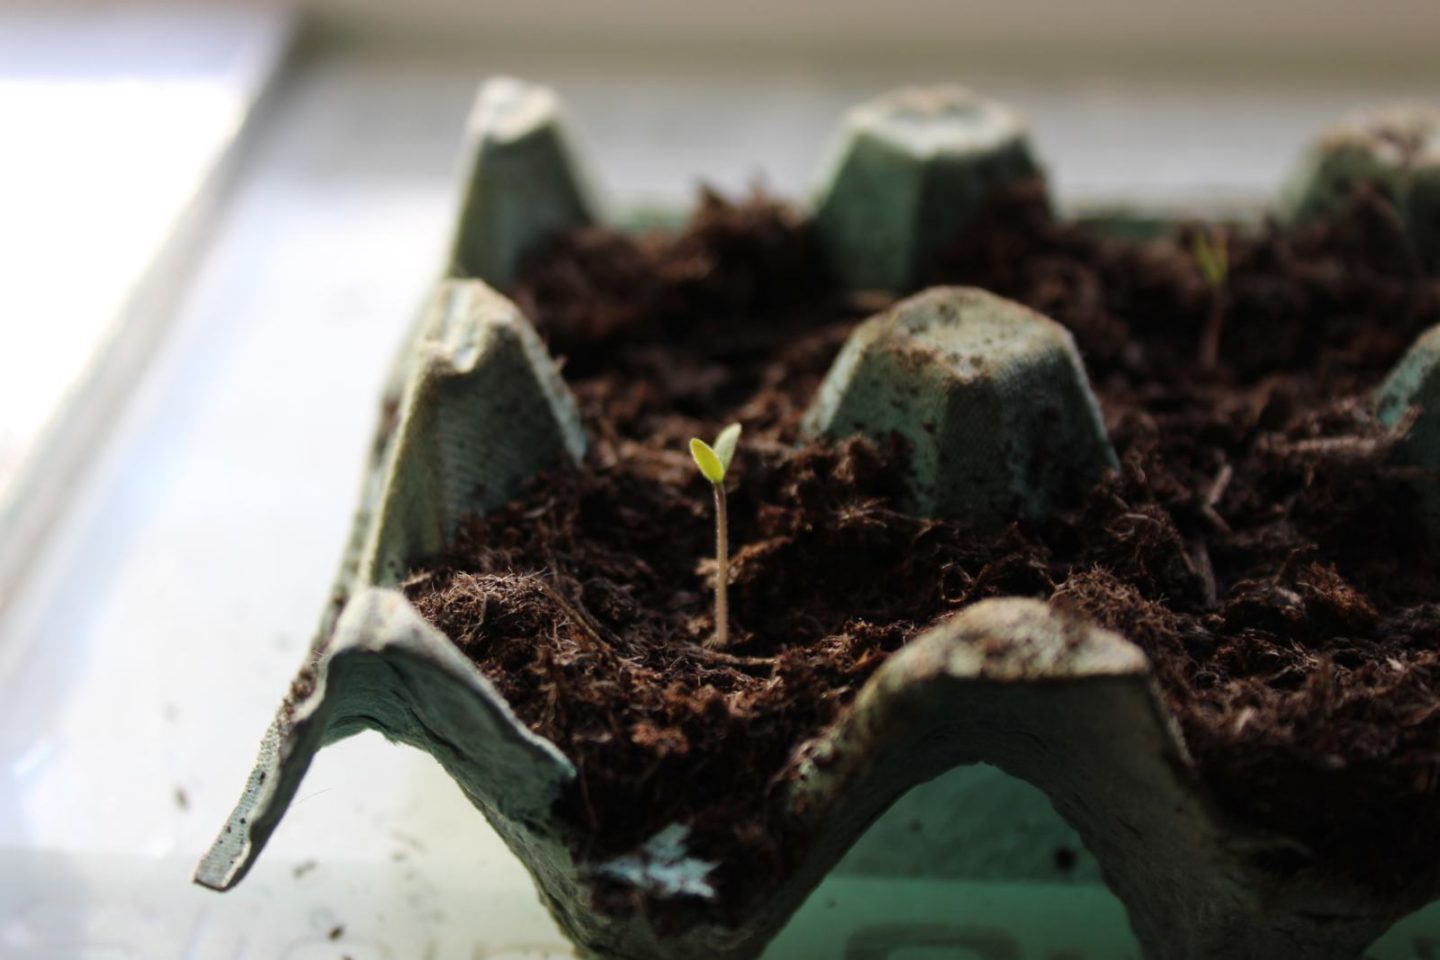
<box><xmin>1192</xmin><ymin>226</ymin><xmax>1228</xmax><ymax>289</ymax></box>
<box><xmin>690</xmin><ymin>423</ymin><xmax>742</xmax><ymax>485</ymax></box>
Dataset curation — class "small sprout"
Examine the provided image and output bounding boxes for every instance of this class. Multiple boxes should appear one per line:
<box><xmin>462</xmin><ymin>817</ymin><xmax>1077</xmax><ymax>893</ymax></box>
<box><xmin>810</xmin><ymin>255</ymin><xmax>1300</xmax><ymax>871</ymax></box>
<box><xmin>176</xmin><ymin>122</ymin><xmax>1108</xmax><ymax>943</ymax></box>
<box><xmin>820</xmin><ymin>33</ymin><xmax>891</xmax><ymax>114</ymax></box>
<box><xmin>1192</xmin><ymin>225</ymin><xmax>1229</xmax><ymax>290</ymax></box>
<box><xmin>689</xmin><ymin>423</ymin><xmax>741</xmax><ymax>648</ymax></box>
<box><xmin>1192</xmin><ymin>225</ymin><xmax>1230</xmax><ymax>369</ymax></box>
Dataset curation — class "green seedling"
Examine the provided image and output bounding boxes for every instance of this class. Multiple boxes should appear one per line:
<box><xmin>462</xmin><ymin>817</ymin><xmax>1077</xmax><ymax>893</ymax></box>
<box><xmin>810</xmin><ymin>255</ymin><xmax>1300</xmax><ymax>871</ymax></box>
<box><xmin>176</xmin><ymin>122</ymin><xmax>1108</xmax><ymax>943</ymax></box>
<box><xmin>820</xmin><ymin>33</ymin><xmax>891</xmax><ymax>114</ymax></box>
<box><xmin>1193</xmin><ymin>225</ymin><xmax>1230</xmax><ymax>369</ymax></box>
<box><xmin>689</xmin><ymin>423</ymin><xmax>742</xmax><ymax>649</ymax></box>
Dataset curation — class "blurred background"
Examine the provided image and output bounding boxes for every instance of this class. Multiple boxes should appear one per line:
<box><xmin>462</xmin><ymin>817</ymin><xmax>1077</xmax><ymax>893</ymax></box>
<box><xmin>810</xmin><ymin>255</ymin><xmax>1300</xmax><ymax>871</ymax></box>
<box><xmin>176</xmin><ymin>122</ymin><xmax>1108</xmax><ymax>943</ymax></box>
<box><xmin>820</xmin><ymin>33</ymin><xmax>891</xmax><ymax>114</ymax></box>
<box><xmin>2</xmin><ymin>1</ymin><xmax>1440</xmax><ymax>957</ymax></box>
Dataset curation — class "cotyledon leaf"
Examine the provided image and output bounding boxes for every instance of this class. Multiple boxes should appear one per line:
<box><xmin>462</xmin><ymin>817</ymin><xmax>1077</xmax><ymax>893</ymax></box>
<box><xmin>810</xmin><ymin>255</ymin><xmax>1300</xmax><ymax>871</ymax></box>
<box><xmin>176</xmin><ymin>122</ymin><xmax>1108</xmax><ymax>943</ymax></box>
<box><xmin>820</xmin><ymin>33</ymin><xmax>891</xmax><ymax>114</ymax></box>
<box><xmin>690</xmin><ymin>438</ymin><xmax>726</xmax><ymax>485</ymax></box>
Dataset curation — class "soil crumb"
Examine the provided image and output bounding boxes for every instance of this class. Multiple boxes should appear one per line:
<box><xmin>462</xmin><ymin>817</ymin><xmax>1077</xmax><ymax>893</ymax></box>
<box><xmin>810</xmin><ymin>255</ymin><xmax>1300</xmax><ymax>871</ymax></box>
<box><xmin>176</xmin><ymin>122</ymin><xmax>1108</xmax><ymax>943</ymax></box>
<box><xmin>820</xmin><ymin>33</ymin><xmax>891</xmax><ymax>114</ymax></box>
<box><xmin>404</xmin><ymin>184</ymin><xmax>1440</xmax><ymax>922</ymax></box>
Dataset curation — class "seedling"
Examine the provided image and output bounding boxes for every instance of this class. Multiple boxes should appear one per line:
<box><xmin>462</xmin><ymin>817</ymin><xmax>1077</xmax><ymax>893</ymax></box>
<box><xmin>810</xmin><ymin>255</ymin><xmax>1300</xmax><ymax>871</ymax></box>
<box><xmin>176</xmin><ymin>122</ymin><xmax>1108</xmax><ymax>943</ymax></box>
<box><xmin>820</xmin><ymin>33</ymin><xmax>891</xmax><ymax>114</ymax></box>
<box><xmin>689</xmin><ymin>423</ymin><xmax>741</xmax><ymax>648</ymax></box>
<box><xmin>1193</xmin><ymin>225</ymin><xmax>1229</xmax><ymax>369</ymax></box>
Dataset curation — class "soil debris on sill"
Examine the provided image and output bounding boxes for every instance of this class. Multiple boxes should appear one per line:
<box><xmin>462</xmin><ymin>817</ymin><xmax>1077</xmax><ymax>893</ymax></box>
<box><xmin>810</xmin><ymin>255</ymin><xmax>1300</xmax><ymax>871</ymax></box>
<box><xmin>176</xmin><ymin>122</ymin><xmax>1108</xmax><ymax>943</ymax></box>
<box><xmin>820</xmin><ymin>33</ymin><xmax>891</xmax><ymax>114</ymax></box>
<box><xmin>403</xmin><ymin>183</ymin><xmax>1440</xmax><ymax>921</ymax></box>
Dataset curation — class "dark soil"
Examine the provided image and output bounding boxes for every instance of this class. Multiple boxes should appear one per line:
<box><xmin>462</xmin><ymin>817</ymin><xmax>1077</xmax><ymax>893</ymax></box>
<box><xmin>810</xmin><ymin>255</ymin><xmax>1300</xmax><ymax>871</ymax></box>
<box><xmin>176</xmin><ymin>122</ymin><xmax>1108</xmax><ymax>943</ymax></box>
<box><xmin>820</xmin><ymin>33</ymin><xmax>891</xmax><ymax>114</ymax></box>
<box><xmin>401</xmin><ymin>184</ymin><xmax>1440</xmax><ymax>923</ymax></box>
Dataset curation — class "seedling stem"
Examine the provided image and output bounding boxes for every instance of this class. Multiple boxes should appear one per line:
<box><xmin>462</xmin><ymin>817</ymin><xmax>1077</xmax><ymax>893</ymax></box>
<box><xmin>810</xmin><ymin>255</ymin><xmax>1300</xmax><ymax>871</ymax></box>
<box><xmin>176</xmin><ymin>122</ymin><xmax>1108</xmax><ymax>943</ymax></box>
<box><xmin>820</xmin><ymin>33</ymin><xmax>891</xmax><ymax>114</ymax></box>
<box><xmin>1194</xmin><ymin>225</ymin><xmax>1229</xmax><ymax>369</ymax></box>
<box><xmin>689</xmin><ymin>423</ymin><xmax>741</xmax><ymax>648</ymax></box>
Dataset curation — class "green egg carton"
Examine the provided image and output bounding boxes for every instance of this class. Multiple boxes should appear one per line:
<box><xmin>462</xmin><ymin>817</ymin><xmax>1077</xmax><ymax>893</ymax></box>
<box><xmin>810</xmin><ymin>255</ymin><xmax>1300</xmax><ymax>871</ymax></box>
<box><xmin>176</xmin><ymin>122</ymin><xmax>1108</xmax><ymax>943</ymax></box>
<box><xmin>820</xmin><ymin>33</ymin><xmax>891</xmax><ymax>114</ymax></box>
<box><xmin>196</xmin><ymin>78</ymin><xmax>1440</xmax><ymax>960</ymax></box>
